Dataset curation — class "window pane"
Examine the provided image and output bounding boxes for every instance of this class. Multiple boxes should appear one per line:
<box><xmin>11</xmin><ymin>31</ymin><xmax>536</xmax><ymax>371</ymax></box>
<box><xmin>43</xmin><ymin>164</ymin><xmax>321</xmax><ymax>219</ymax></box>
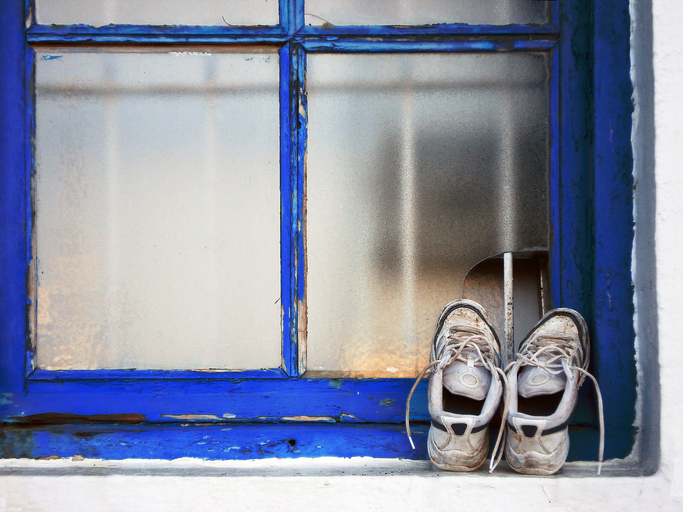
<box><xmin>36</xmin><ymin>0</ymin><xmax>278</xmax><ymax>26</ymax></box>
<box><xmin>306</xmin><ymin>53</ymin><xmax>549</xmax><ymax>378</ymax></box>
<box><xmin>34</xmin><ymin>49</ymin><xmax>281</xmax><ymax>370</ymax></box>
<box><xmin>304</xmin><ymin>0</ymin><xmax>550</xmax><ymax>26</ymax></box>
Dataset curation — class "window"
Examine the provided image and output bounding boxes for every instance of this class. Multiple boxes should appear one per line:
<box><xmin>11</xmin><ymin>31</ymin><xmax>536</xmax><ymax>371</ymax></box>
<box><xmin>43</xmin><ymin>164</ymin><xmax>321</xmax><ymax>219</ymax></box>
<box><xmin>0</xmin><ymin>0</ymin><xmax>635</xmax><ymax>462</ymax></box>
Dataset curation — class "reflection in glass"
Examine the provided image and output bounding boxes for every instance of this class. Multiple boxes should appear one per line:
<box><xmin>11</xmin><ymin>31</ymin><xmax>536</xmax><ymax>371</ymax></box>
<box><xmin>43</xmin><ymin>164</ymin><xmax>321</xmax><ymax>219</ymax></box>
<box><xmin>305</xmin><ymin>0</ymin><xmax>549</xmax><ymax>27</ymax></box>
<box><xmin>306</xmin><ymin>53</ymin><xmax>549</xmax><ymax>378</ymax></box>
<box><xmin>34</xmin><ymin>49</ymin><xmax>281</xmax><ymax>370</ymax></box>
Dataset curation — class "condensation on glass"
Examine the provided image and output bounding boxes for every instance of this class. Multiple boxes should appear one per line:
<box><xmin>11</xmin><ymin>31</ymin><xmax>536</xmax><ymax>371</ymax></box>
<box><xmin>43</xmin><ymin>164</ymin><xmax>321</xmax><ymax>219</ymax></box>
<box><xmin>304</xmin><ymin>0</ymin><xmax>550</xmax><ymax>27</ymax></box>
<box><xmin>35</xmin><ymin>0</ymin><xmax>278</xmax><ymax>27</ymax></box>
<box><xmin>306</xmin><ymin>53</ymin><xmax>549</xmax><ymax>378</ymax></box>
<box><xmin>34</xmin><ymin>48</ymin><xmax>281</xmax><ymax>370</ymax></box>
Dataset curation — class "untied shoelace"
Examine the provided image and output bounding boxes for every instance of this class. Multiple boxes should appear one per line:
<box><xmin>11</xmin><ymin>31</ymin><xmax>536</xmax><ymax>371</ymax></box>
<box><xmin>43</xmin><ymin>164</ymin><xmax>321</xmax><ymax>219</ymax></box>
<box><xmin>406</xmin><ymin>330</ymin><xmax>605</xmax><ymax>474</ymax></box>
<box><xmin>405</xmin><ymin>327</ymin><xmax>510</xmax><ymax>473</ymax></box>
<box><xmin>506</xmin><ymin>334</ymin><xmax>605</xmax><ymax>475</ymax></box>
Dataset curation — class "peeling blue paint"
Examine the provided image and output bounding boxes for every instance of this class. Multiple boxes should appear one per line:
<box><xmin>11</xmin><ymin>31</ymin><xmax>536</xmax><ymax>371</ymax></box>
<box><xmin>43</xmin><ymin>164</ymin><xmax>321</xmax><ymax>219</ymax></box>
<box><xmin>2</xmin><ymin>377</ymin><xmax>429</xmax><ymax>424</ymax></box>
<box><xmin>0</xmin><ymin>423</ymin><xmax>429</xmax><ymax>460</ymax></box>
<box><xmin>328</xmin><ymin>379</ymin><xmax>343</xmax><ymax>390</ymax></box>
<box><xmin>301</xmin><ymin>39</ymin><xmax>557</xmax><ymax>53</ymax></box>
<box><xmin>0</xmin><ymin>423</ymin><xmax>604</xmax><ymax>462</ymax></box>
<box><xmin>280</xmin><ymin>42</ymin><xmax>299</xmax><ymax>377</ymax></box>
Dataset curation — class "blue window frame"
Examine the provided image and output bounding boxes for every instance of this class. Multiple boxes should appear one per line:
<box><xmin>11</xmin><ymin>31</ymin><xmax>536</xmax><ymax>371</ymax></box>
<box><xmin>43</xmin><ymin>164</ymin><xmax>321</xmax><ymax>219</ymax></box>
<box><xmin>0</xmin><ymin>0</ymin><xmax>635</xmax><ymax>461</ymax></box>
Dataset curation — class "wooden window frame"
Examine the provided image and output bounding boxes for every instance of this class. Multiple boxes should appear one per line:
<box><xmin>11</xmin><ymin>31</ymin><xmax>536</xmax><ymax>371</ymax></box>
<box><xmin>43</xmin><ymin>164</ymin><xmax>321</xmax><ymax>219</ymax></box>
<box><xmin>0</xmin><ymin>0</ymin><xmax>635</xmax><ymax>461</ymax></box>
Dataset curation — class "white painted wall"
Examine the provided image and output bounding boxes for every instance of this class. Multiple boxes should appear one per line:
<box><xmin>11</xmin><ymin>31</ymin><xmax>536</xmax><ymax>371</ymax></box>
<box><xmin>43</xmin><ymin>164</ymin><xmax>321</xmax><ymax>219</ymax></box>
<box><xmin>651</xmin><ymin>0</ymin><xmax>683</xmax><ymax>495</ymax></box>
<box><xmin>2</xmin><ymin>0</ymin><xmax>682</xmax><ymax>510</ymax></box>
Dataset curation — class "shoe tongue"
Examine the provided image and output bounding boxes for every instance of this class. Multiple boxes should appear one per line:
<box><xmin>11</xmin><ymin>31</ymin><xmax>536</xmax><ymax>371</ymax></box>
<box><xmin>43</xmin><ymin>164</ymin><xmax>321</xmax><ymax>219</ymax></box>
<box><xmin>518</xmin><ymin>365</ymin><xmax>566</xmax><ymax>398</ymax></box>
<box><xmin>442</xmin><ymin>355</ymin><xmax>491</xmax><ymax>401</ymax></box>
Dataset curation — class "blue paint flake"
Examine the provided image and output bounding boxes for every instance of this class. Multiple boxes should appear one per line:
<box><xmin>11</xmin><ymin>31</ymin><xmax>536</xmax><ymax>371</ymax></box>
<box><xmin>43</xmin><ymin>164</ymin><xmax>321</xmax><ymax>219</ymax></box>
<box><xmin>41</xmin><ymin>55</ymin><xmax>62</xmax><ymax>60</ymax></box>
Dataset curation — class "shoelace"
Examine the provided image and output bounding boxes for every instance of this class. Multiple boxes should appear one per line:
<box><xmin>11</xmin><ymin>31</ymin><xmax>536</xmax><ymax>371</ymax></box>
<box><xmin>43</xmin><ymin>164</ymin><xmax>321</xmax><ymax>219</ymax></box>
<box><xmin>506</xmin><ymin>334</ymin><xmax>605</xmax><ymax>475</ymax></box>
<box><xmin>405</xmin><ymin>327</ymin><xmax>510</xmax><ymax>472</ymax></box>
<box><xmin>512</xmin><ymin>334</ymin><xmax>588</xmax><ymax>385</ymax></box>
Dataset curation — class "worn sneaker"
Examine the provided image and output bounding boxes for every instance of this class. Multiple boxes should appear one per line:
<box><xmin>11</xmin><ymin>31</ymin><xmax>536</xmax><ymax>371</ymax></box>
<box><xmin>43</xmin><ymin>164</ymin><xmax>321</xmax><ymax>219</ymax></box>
<box><xmin>504</xmin><ymin>308</ymin><xmax>604</xmax><ymax>475</ymax></box>
<box><xmin>406</xmin><ymin>300</ymin><xmax>507</xmax><ymax>472</ymax></box>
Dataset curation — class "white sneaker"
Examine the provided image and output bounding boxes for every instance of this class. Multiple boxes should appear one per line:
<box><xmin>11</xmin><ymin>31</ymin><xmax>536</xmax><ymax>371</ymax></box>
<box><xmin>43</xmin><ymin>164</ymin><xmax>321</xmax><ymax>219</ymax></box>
<box><xmin>504</xmin><ymin>308</ymin><xmax>604</xmax><ymax>475</ymax></box>
<box><xmin>406</xmin><ymin>300</ymin><xmax>507</xmax><ymax>472</ymax></box>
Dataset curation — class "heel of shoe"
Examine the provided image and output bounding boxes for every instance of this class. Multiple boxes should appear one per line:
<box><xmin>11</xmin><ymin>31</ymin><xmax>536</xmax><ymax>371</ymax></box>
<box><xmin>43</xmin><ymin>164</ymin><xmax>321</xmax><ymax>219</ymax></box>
<box><xmin>504</xmin><ymin>426</ymin><xmax>569</xmax><ymax>475</ymax></box>
<box><xmin>427</xmin><ymin>424</ymin><xmax>489</xmax><ymax>472</ymax></box>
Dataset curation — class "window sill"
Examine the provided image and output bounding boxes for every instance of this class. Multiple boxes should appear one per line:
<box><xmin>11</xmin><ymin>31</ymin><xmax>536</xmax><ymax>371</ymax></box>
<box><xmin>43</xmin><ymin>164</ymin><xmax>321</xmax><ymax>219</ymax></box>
<box><xmin>0</xmin><ymin>455</ymin><xmax>646</xmax><ymax>478</ymax></box>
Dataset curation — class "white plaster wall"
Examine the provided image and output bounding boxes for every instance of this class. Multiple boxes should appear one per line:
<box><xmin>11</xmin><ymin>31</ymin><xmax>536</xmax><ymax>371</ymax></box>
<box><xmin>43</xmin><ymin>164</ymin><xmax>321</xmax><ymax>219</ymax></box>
<box><xmin>651</xmin><ymin>0</ymin><xmax>683</xmax><ymax>491</ymax></box>
<box><xmin>2</xmin><ymin>0</ymin><xmax>683</xmax><ymax>510</ymax></box>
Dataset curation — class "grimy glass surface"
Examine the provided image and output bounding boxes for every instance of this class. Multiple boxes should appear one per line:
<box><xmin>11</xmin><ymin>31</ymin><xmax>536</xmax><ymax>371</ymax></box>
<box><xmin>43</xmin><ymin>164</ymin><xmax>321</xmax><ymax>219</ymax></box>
<box><xmin>34</xmin><ymin>49</ymin><xmax>281</xmax><ymax>370</ymax></box>
<box><xmin>306</xmin><ymin>53</ymin><xmax>549</xmax><ymax>378</ymax></box>
<box><xmin>36</xmin><ymin>0</ymin><xmax>278</xmax><ymax>26</ymax></box>
<box><xmin>305</xmin><ymin>0</ymin><xmax>549</xmax><ymax>27</ymax></box>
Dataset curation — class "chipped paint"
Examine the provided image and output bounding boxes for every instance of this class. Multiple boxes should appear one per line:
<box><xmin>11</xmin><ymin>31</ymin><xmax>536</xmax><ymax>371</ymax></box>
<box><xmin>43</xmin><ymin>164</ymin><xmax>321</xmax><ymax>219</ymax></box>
<box><xmin>328</xmin><ymin>379</ymin><xmax>343</xmax><ymax>390</ymax></box>
<box><xmin>339</xmin><ymin>413</ymin><xmax>362</xmax><ymax>422</ymax></box>
<box><xmin>280</xmin><ymin>416</ymin><xmax>336</xmax><ymax>423</ymax></box>
<box><xmin>297</xmin><ymin>298</ymin><xmax>307</xmax><ymax>375</ymax></box>
<box><xmin>160</xmin><ymin>415</ymin><xmax>223</xmax><ymax>421</ymax></box>
<box><xmin>170</xmin><ymin>52</ymin><xmax>212</xmax><ymax>57</ymax></box>
<box><xmin>0</xmin><ymin>423</ymin><xmax>430</xmax><ymax>459</ymax></box>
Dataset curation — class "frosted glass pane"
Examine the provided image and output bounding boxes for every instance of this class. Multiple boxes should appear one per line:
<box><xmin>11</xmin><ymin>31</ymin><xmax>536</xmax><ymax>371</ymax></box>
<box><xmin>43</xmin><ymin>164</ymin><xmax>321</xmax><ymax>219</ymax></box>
<box><xmin>306</xmin><ymin>53</ymin><xmax>549</xmax><ymax>377</ymax></box>
<box><xmin>305</xmin><ymin>0</ymin><xmax>549</xmax><ymax>26</ymax></box>
<box><xmin>36</xmin><ymin>0</ymin><xmax>278</xmax><ymax>26</ymax></box>
<box><xmin>34</xmin><ymin>49</ymin><xmax>281</xmax><ymax>370</ymax></box>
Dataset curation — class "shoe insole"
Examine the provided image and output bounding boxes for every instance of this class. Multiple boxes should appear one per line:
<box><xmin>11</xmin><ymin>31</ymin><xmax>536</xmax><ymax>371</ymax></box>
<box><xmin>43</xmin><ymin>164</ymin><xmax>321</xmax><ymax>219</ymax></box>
<box><xmin>517</xmin><ymin>392</ymin><xmax>563</xmax><ymax>417</ymax></box>
<box><xmin>443</xmin><ymin>389</ymin><xmax>484</xmax><ymax>416</ymax></box>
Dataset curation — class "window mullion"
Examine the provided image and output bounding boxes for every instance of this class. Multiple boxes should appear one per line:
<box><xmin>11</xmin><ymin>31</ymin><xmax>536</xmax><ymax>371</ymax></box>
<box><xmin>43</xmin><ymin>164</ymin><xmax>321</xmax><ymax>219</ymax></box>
<box><xmin>295</xmin><ymin>45</ymin><xmax>308</xmax><ymax>376</ymax></box>
<box><xmin>280</xmin><ymin>42</ymin><xmax>307</xmax><ymax>377</ymax></box>
<box><xmin>281</xmin><ymin>0</ymin><xmax>305</xmax><ymax>36</ymax></box>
